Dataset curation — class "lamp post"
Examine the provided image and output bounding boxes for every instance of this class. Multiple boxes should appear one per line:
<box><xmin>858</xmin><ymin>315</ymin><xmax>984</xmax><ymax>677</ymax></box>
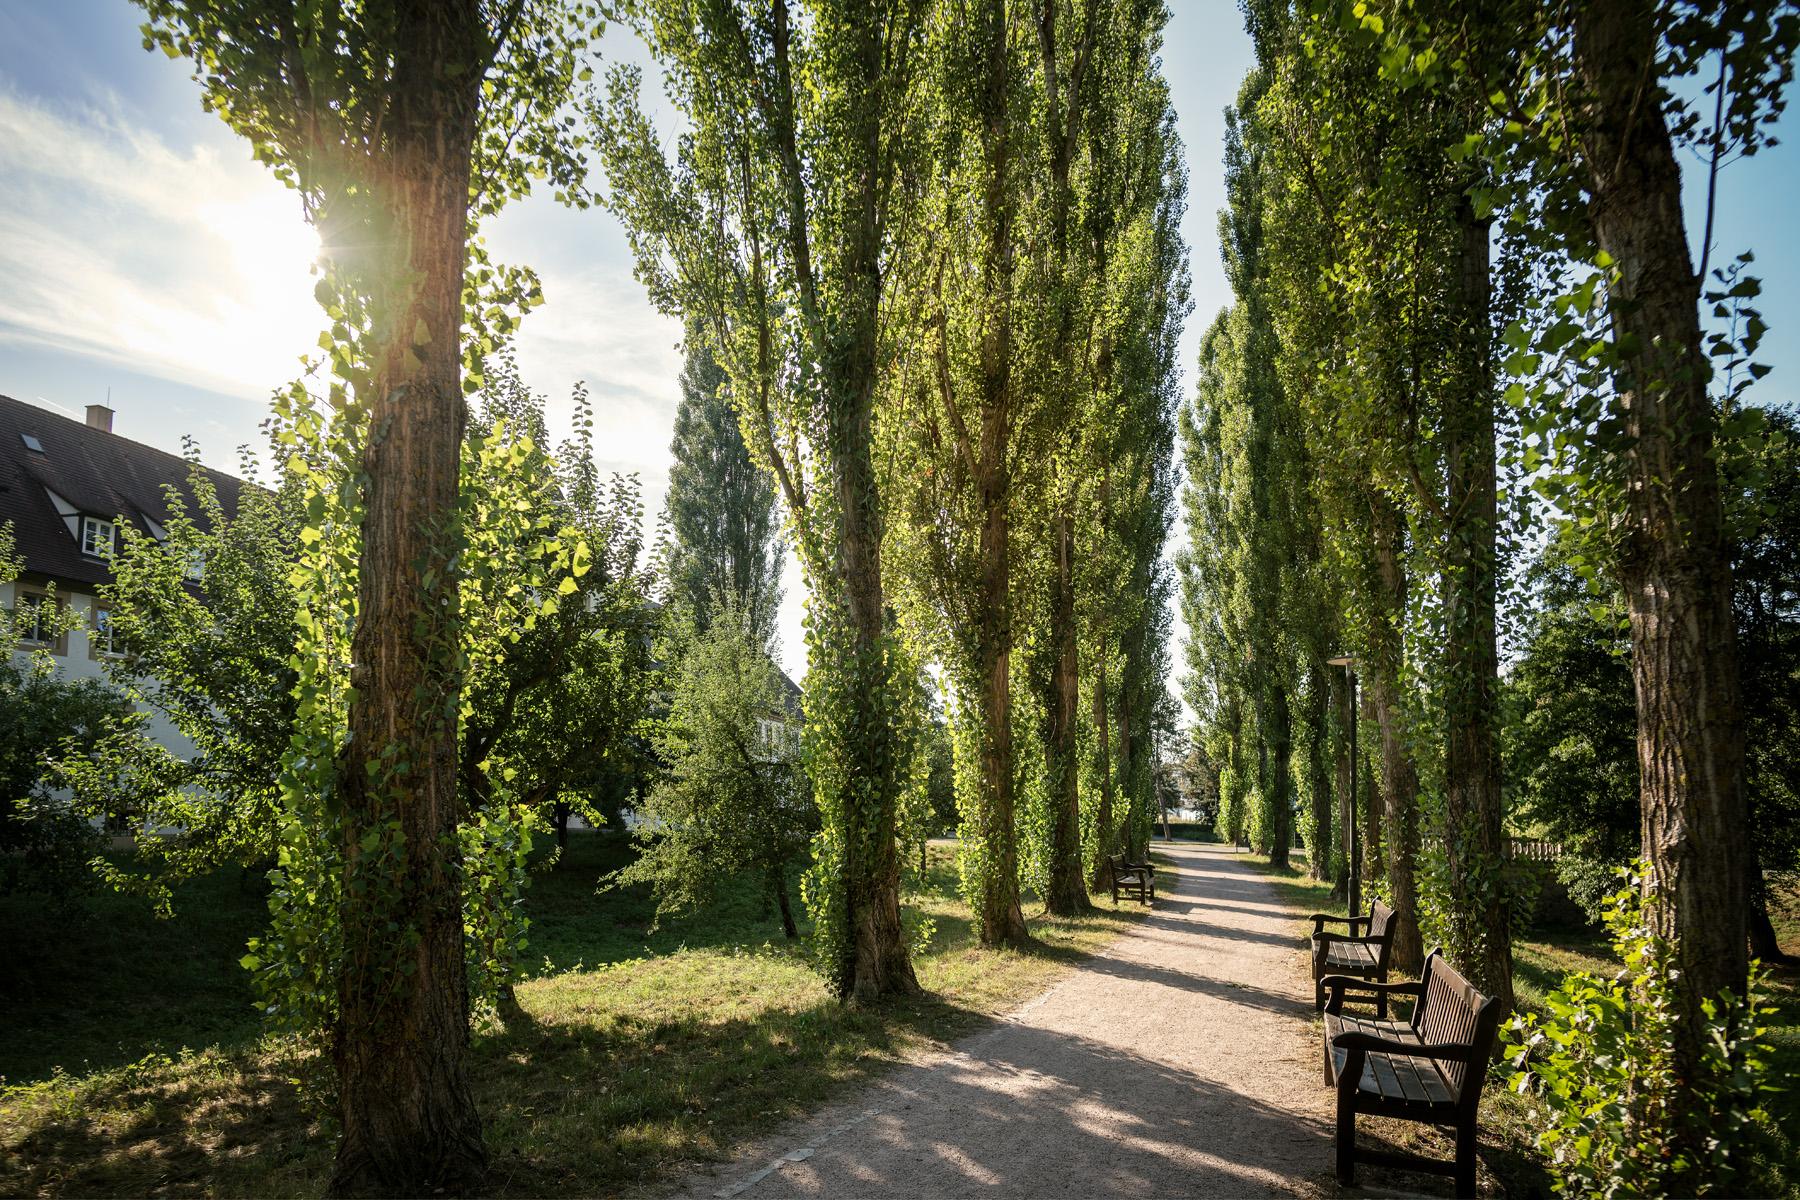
<box><xmin>1327</xmin><ymin>655</ymin><xmax>1360</xmax><ymax>918</ymax></box>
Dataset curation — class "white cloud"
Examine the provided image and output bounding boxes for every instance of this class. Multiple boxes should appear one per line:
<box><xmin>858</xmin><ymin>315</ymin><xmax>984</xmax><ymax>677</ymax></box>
<box><xmin>0</xmin><ymin>82</ymin><xmax>802</xmax><ymax>674</ymax></box>
<box><xmin>0</xmin><ymin>88</ymin><xmax>321</xmax><ymax>400</ymax></box>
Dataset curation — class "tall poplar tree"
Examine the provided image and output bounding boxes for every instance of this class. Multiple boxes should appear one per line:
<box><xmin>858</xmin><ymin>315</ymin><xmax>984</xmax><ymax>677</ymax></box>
<box><xmin>138</xmin><ymin>2</ymin><xmax>598</xmax><ymax>1189</ymax></box>
<box><xmin>596</xmin><ymin>0</ymin><xmax>929</xmax><ymax>999</ymax></box>
<box><xmin>1365</xmin><ymin>0</ymin><xmax>1798</xmax><ymax>1078</ymax></box>
<box><xmin>664</xmin><ymin>329</ymin><xmax>783</xmax><ymax>640</ymax></box>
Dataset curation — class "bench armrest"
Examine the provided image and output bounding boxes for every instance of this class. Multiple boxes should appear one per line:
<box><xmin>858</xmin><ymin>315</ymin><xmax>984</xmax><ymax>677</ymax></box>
<box><xmin>1309</xmin><ymin>913</ymin><xmax>1369</xmax><ymax>933</ymax></box>
<box><xmin>1330</xmin><ymin>1031</ymin><xmax>1473</xmax><ymax>1063</ymax></box>
<box><xmin>1311</xmin><ymin>931</ymin><xmax>1383</xmax><ymax>948</ymax></box>
<box><xmin>1320</xmin><ymin>975</ymin><xmax>1422</xmax><ymax>1013</ymax></box>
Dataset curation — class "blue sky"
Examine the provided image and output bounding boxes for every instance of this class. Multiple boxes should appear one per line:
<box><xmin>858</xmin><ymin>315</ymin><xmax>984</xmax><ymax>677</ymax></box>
<box><xmin>0</xmin><ymin>2</ymin><xmax>1793</xmax><ymax>681</ymax></box>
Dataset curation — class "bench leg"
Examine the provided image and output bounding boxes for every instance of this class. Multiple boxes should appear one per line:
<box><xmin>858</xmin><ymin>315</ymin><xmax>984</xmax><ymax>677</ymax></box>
<box><xmin>1454</xmin><ymin>1120</ymin><xmax>1477</xmax><ymax>1198</ymax></box>
<box><xmin>1335</xmin><ymin>1099</ymin><xmax>1357</xmax><ymax>1186</ymax></box>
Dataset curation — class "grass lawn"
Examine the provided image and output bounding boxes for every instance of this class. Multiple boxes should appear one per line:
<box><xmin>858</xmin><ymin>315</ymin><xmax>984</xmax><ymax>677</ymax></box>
<box><xmin>1234</xmin><ymin>850</ymin><xmax>1800</xmax><ymax>1196</ymax></box>
<box><xmin>0</xmin><ymin>835</ymin><xmax>1142</xmax><ymax>1197</ymax></box>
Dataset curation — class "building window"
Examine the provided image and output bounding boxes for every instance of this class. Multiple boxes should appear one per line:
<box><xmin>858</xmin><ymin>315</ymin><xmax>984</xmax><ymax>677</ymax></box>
<box><xmin>12</xmin><ymin>589</ymin><xmax>66</xmax><ymax>654</ymax></box>
<box><xmin>89</xmin><ymin>607</ymin><xmax>129</xmax><ymax>659</ymax></box>
<box><xmin>80</xmin><ymin>516</ymin><xmax>116</xmax><ymax>558</ymax></box>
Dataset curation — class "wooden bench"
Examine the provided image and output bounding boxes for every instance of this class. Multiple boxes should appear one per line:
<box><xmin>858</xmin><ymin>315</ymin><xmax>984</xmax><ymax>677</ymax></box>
<box><xmin>1309</xmin><ymin>899</ymin><xmax>1396</xmax><ymax>1012</ymax></box>
<box><xmin>1320</xmin><ymin>950</ymin><xmax>1502</xmax><ymax>1197</ymax></box>
<box><xmin>1107</xmin><ymin>853</ymin><xmax>1153</xmax><ymax>905</ymax></box>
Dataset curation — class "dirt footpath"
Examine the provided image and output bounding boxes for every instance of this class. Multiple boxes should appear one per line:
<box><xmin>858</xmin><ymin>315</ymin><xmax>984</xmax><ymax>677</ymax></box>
<box><xmin>679</xmin><ymin>842</ymin><xmax>1341</xmax><ymax>1199</ymax></box>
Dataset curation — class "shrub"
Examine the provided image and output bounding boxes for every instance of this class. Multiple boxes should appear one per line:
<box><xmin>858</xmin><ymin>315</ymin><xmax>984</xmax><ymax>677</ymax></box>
<box><xmin>1503</xmin><ymin>866</ymin><xmax>1776</xmax><ymax>1197</ymax></box>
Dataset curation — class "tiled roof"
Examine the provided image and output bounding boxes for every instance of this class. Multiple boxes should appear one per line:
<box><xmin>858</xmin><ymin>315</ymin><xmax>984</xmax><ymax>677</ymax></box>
<box><xmin>0</xmin><ymin>394</ymin><xmax>243</xmax><ymax>590</ymax></box>
<box><xmin>776</xmin><ymin>665</ymin><xmax>803</xmax><ymax>717</ymax></box>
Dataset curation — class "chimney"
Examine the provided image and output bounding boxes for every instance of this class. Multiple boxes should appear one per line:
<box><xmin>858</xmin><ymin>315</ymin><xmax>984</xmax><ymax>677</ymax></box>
<box><xmin>86</xmin><ymin>404</ymin><xmax>113</xmax><ymax>433</ymax></box>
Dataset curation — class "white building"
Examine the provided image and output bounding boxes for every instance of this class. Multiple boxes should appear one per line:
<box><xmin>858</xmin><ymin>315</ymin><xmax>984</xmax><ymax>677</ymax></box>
<box><xmin>2</xmin><ymin>394</ymin><xmax>244</xmax><ymax>760</ymax></box>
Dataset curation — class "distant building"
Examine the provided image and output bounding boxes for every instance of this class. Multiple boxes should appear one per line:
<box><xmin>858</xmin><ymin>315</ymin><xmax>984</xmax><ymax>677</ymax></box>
<box><xmin>755</xmin><ymin>667</ymin><xmax>804</xmax><ymax>761</ymax></box>
<box><xmin>1</xmin><ymin>393</ymin><xmax>244</xmax><ymax>758</ymax></box>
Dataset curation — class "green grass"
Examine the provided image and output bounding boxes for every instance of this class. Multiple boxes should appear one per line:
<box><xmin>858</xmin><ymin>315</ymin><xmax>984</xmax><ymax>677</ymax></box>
<box><xmin>0</xmin><ymin>834</ymin><xmax>1142</xmax><ymax>1198</ymax></box>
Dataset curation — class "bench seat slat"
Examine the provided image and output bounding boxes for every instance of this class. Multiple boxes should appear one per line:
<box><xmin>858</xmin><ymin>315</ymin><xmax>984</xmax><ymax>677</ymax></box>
<box><xmin>1325</xmin><ymin>943</ymin><xmax>1379</xmax><ymax>972</ymax></box>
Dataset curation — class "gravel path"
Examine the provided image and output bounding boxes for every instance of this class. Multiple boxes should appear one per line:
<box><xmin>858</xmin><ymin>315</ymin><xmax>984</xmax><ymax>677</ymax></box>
<box><xmin>682</xmin><ymin>842</ymin><xmax>1342</xmax><ymax>1199</ymax></box>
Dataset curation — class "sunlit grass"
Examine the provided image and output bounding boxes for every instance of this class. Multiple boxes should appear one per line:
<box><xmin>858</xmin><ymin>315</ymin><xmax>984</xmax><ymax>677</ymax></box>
<box><xmin>0</xmin><ymin>836</ymin><xmax>1141</xmax><ymax>1197</ymax></box>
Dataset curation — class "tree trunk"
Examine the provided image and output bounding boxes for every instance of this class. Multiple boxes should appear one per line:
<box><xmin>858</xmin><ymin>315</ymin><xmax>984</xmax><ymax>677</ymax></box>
<box><xmin>1573</xmin><ymin>0</ymin><xmax>1749</xmax><ymax>1083</ymax></box>
<box><xmin>801</xmin><ymin>9</ymin><xmax>920</xmax><ymax>1004</ymax></box>
<box><xmin>1306</xmin><ymin>664</ymin><xmax>1331</xmax><ymax>881</ymax></box>
<box><xmin>1333</xmin><ymin>669</ymin><xmax>1353</xmax><ymax>898</ymax></box>
<box><xmin>329</xmin><ymin>5</ymin><xmax>486</xmax><ymax>1192</ymax></box>
<box><xmin>1367</xmin><ymin>494</ymin><xmax>1424</xmax><ymax>976</ymax></box>
<box><xmin>974</xmin><ymin>512</ymin><xmax>1028</xmax><ymax>944</ymax></box>
<box><xmin>772</xmin><ymin>861</ymin><xmax>799</xmax><ymax>940</ymax></box>
<box><xmin>1267</xmin><ymin>684</ymin><xmax>1292</xmax><ymax>868</ymax></box>
<box><xmin>1044</xmin><ymin>511</ymin><xmax>1090</xmax><ymax>914</ymax></box>
<box><xmin>1441</xmin><ymin>192</ymin><xmax>1512</xmax><ymax>1010</ymax></box>
<box><xmin>1089</xmin><ymin>650</ymin><xmax>1117</xmax><ymax>890</ymax></box>
<box><xmin>967</xmin><ymin>0</ymin><xmax>1027</xmax><ymax>949</ymax></box>
<box><xmin>833</xmin><ymin>418</ymin><xmax>919</xmax><ymax>1000</ymax></box>
<box><xmin>1118</xmin><ymin>660</ymin><xmax>1143</xmax><ymax>858</ymax></box>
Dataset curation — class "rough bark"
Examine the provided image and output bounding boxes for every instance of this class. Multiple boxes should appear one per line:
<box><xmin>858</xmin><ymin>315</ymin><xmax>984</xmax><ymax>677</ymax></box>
<box><xmin>1440</xmin><ymin>193</ymin><xmax>1513</xmax><ymax>1010</ymax></box>
<box><xmin>1572</xmin><ymin>0</ymin><xmax>1750</xmax><ymax>1077</ymax></box>
<box><xmin>1367</xmin><ymin>494</ymin><xmax>1424</xmax><ymax>976</ymax></box>
<box><xmin>328</xmin><ymin>3</ymin><xmax>487</xmax><ymax>1193</ymax></box>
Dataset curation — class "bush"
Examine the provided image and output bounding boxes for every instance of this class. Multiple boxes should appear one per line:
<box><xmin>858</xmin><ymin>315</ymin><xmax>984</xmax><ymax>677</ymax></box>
<box><xmin>1503</xmin><ymin>866</ymin><xmax>1777</xmax><ymax>1197</ymax></box>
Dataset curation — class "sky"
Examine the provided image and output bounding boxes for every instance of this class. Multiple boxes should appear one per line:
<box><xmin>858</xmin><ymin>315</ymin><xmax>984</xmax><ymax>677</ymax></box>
<box><xmin>1</xmin><ymin>1</ymin><xmax>1795</xmax><ymax>686</ymax></box>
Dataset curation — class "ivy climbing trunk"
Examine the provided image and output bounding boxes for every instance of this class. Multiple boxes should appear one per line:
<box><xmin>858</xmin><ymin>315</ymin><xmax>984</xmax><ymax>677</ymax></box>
<box><xmin>1266</xmin><ymin>683</ymin><xmax>1292</xmax><ymax>868</ymax></box>
<box><xmin>329</xmin><ymin>3</ymin><xmax>487</xmax><ymax>1193</ymax></box>
<box><xmin>768</xmin><ymin>0</ymin><xmax>919</xmax><ymax>1002</ymax></box>
<box><xmin>1089</xmin><ymin>647</ymin><xmax>1117</xmax><ymax>888</ymax></box>
<box><xmin>830</xmin><ymin>382</ymin><xmax>918</xmax><ymax>999</ymax></box>
<box><xmin>1306</xmin><ymin>663</ymin><xmax>1331</xmax><ymax>881</ymax></box>
<box><xmin>1367</xmin><ymin>492</ymin><xmax>1424</xmax><ymax>975</ymax></box>
<box><xmin>1332</xmin><ymin>668</ymin><xmax>1353</xmax><ymax>898</ymax></box>
<box><xmin>1441</xmin><ymin>192</ymin><xmax>1512</xmax><ymax>1009</ymax></box>
<box><xmin>1573</xmin><ymin>0</ymin><xmax>1749</xmax><ymax>1072</ymax></box>
<box><xmin>973</xmin><ymin>434</ymin><xmax>1027</xmax><ymax>943</ymax></box>
<box><xmin>1036</xmin><ymin>0</ymin><xmax>1099</xmax><ymax>918</ymax></box>
<box><xmin>1044</xmin><ymin>511</ymin><xmax>1090</xmax><ymax>914</ymax></box>
<box><xmin>965</xmin><ymin>0</ymin><xmax>1027</xmax><ymax>948</ymax></box>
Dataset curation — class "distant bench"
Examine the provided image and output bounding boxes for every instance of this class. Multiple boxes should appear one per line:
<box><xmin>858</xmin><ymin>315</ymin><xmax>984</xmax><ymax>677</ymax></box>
<box><xmin>1309</xmin><ymin>900</ymin><xmax>1396</xmax><ymax>1012</ymax></box>
<box><xmin>1107</xmin><ymin>853</ymin><xmax>1154</xmax><ymax>905</ymax></box>
<box><xmin>1320</xmin><ymin>950</ymin><xmax>1502</xmax><ymax>1196</ymax></box>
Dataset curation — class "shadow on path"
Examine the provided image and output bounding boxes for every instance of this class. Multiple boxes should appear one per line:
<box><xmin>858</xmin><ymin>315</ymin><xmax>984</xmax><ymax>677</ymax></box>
<box><xmin>689</xmin><ymin>843</ymin><xmax>1351</xmax><ymax>1199</ymax></box>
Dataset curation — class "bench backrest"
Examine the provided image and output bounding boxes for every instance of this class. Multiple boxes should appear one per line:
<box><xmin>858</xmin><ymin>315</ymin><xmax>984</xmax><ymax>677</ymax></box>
<box><xmin>1366</xmin><ymin>901</ymin><xmax>1397</xmax><ymax>969</ymax></box>
<box><xmin>1410</xmin><ymin>949</ymin><xmax>1502</xmax><ymax>1106</ymax></box>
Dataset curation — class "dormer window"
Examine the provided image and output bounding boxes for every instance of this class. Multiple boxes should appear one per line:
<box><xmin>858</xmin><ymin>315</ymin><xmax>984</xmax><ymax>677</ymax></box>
<box><xmin>80</xmin><ymin>516</ymin><xmax>115</xmax><ymax>558</ymax></box>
